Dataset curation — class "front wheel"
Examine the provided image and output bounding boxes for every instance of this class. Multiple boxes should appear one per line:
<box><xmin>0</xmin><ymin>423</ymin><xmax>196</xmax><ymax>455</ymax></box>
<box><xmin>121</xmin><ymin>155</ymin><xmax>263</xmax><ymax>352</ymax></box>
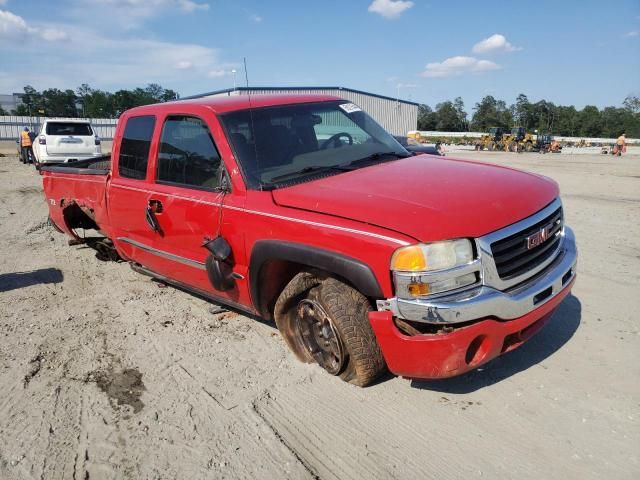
<box><xmin>274</xmin><ymin>272</ymin><xmax>386</xmax><ymax>386</ymax></box>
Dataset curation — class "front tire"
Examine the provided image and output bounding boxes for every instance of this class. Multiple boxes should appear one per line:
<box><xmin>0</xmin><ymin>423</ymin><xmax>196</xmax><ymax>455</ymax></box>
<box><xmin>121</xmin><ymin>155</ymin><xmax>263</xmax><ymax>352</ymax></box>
<box><xmin>274</xmin><ymin>272</ymin><xmax>386</xmax><ymax>386</ymax></box>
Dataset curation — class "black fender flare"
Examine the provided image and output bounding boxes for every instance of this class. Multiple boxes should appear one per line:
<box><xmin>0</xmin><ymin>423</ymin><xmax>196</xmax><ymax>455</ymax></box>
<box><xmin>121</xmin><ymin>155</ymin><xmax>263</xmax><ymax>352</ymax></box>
<box><xmin>249</xmin><ymin>240</ymin><xmax>384</xmax><ymax>316</ymax></box>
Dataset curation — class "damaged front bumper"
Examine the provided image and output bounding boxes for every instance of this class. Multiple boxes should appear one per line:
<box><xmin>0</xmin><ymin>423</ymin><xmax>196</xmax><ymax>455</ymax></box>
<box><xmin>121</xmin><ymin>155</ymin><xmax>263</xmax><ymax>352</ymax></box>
<box><xmin>369</xmin><ymin>277</ymin><xmax>574</xmax><ymax>379</ymax></box>
<box><xmin>370</xmin><ymin>227</ymin><xmax>577</xmax><ymax>379</ymax></box>
<box><xmin>377</xmin><ymin>227</ymin><xmax>577</xmax><ymax>325</ymax></box>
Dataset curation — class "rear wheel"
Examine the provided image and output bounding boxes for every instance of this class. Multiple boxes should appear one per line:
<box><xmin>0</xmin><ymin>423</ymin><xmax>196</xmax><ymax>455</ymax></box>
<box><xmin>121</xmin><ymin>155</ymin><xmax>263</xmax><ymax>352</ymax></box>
<box><xmin>274</xmin><ymin>272</ymin><xmax>386</xmax><ymax>386</ymax></box>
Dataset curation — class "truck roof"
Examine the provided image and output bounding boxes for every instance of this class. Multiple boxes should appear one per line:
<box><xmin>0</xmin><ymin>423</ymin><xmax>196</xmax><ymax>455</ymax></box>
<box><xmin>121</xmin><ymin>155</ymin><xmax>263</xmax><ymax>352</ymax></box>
<box><xmin>124</xmin><ymin>94</ymin><xmax>344</xmax><ymax>116</ymax></box>
<box><xmin>43</xmin><ymin>118</ymin><xmax>93</xmax><ymax>123</ymax></box>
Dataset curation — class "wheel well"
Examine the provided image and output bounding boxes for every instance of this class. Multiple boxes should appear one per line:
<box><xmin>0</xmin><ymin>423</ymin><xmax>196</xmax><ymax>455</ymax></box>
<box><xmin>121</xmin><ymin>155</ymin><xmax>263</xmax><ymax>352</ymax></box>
<box><xmin>249</xmin><ymin>241</ymin><xmax>384</xmax><ymax>321</ymax></box>
<box><xmin>255</xmin><ymin>260</ymin><xmax>375</xmax><ymax>321</ymax></box>
<box><xmin>257</xmin><ymin>259</ymin><xmax>302</xmax><ymax>321</ymax></box>
<box><xmin>62</xmin><ymin>202</ymin><xmax>99</xmax><ymax>231</ymax></box>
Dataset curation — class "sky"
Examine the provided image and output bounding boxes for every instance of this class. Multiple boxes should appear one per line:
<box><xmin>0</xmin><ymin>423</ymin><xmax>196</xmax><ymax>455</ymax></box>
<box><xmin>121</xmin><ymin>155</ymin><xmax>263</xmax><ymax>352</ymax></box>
<box><xmin>0</xmin><ymin>0</ymin><xmax>639</xmax><ymax>110</ymax></box>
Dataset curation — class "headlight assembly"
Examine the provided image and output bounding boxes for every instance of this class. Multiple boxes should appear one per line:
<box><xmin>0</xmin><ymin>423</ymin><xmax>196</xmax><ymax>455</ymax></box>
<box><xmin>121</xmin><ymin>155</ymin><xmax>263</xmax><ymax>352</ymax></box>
<box><xmin>391</xmin><ymin>240</ymin><xmax>480</xmax><ymax>299</ymax></box>
<box><xmin>391</xmin><ymin>239</ymin><xmax>474</xmax><ymax>272</ymax></box>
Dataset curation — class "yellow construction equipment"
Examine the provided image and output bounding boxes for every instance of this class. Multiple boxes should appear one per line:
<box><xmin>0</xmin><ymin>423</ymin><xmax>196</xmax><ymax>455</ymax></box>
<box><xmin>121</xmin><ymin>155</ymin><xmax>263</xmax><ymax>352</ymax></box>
<box><xmin>475</xmin><ymin>127</ymin><xmax>506</xmax><ymax>151</ymax></box>
<box><xmin>501</xmin><ymin>127</ymin><xmax>538</xmax><ymax>152</ymax></box>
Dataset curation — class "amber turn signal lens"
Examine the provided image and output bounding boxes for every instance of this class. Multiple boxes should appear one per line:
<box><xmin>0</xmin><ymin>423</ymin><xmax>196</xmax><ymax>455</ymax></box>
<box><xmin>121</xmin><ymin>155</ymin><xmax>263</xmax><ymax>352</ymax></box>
<box><xmin>407</xmin><ymin>282</ymin><xmax>430</xmax><ymax>296</ymax></box>
<box><xmin>390</xmin><ymin>245</ymin><xmax>427</xmax><ymax>271</ymax></box>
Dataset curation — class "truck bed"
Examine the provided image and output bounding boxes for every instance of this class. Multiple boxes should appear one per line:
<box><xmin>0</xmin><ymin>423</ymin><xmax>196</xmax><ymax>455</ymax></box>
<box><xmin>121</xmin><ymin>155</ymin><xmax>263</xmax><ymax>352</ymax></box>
<box><xmin>40</xmin><ymin>155</ymin><xmax>112</xmax><ymax>175</ymax></box>
<box><xmin>40</xmin><ymin>155</ymin><xmax>112</xmax><ymax>240</ymax></box>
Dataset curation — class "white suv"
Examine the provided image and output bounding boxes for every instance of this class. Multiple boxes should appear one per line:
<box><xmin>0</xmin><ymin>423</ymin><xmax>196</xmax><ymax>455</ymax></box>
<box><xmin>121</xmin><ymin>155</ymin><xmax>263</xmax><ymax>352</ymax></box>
<box><xmin>34</xmin><ymin>119</ymin><xmax>103</xmax><ymax>165</ymax></box>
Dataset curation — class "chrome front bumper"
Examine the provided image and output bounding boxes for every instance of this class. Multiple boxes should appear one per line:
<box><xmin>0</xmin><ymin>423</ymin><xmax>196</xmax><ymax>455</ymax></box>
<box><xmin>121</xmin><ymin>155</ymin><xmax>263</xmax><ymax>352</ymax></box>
<box><xmin>377</xmin><ymin>226</ymin><xmax>577</xmax><ymax>324</ymax></box>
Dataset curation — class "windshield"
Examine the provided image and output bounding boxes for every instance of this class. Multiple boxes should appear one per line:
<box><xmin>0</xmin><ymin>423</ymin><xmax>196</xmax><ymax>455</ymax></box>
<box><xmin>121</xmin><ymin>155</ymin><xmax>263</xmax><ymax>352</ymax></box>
<box><xmin>219</xmin><ymin>101</ymin><xmax>408</xmax><ymax>189</ymax></box>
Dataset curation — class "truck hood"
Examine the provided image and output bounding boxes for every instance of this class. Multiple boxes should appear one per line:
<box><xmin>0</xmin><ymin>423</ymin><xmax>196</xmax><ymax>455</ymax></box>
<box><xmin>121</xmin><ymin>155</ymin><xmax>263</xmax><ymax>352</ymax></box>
<box><xmin>271</xmin><ymin>155</ymin><xmax>559</xmax><ymax>242</ymax></box>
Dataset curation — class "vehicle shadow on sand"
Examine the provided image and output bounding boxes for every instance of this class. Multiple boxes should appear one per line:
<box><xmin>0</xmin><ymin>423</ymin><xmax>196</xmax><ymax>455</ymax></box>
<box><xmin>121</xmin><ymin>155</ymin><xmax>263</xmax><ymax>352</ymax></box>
<box><xmin>409</xmin><ymin>294</ymin><xmax>582</xmax><ymax>393</ymax></box>
<box><xmin>0</xmin><ymin>268</ymin><xmax>64</xmax><ymax>293</ymax></box>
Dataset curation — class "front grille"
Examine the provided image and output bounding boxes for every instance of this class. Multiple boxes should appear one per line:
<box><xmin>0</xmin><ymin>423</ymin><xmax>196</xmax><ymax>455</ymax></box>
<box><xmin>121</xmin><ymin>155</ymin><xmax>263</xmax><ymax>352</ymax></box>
<box><xmin>491</xmin><ymin>207</ymin><xmax>563</xmax><ymax>280</ymax></box>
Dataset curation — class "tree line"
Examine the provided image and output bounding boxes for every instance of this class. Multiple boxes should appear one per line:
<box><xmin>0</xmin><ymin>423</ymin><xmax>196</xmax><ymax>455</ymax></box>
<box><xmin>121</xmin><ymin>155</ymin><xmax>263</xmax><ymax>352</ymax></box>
<box><xmin>417</xmin><ymin>94</ymin><xmax>640</xmax><ymax>138</ymax></box>
<box><xmin>2</xmin><ymin>84</ymin><xmax>638</xmax><ymax>138</ymax></box>
<box><xmin>0</xmin><ymin>84</ymin><xmax>179</xmax><ymax>118</ymax></box>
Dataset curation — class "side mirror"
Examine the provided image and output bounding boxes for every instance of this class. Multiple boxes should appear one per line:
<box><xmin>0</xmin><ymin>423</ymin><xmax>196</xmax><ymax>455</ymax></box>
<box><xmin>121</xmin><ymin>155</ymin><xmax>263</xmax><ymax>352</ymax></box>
<box><xmin>203</xmin><ymin>236</ymin><xmax>235</xmax><ymax>291</ymax></box>
<box><xmin>203</xmin><ymin>236</ymin><xmax>231</xmax><ymax>261</ymax></box>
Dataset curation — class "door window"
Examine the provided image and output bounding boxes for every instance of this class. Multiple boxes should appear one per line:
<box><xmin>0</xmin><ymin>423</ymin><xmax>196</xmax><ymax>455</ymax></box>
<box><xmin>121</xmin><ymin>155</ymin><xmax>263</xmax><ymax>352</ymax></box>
<box><xmin>157</xmin><ymin>116</ymin><xmax>221</xmax><ymax>190</ymax></box>
<box><xmin>119</xmin><ymin>116</ymin><xmax>156</xmax><ymax>180</ymax></box>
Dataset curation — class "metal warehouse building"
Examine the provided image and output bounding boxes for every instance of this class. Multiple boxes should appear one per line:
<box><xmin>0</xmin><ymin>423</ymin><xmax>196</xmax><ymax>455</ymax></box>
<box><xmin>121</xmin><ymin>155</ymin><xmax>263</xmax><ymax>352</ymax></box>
<box><xmin>188</xmin><ymin>86</ymin><xmax>418</xmax><ymax>136</ymax></box>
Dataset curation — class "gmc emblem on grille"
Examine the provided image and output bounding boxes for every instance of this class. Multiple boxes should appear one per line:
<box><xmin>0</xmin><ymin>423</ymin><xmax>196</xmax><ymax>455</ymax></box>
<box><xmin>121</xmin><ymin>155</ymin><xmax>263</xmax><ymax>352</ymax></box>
<box><xmin>526</xmin><ymin>224</ymin><xmax>553</xmax><ymax>250</ymax></box>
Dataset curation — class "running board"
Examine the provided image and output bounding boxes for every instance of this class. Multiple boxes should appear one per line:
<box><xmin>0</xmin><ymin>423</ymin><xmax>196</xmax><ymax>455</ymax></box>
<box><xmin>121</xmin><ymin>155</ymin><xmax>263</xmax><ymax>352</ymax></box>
<box><xmin>128</xmin><ymin>262</ymin><xmax>256</xmax><ymax>318</ymax></box>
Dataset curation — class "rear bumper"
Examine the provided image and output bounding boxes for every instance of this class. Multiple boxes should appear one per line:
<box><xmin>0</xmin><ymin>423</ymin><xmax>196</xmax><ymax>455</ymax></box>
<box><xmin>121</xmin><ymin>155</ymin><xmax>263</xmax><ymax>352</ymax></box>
<box><xmin>38</xmin><ymin>152</ymin><xmax>103</xmax><ymax>164</ymax></box>
<box><xmin>369</xmin><ymin>276</ymin><xmax>575</xmax><ymax>379</ymax></box>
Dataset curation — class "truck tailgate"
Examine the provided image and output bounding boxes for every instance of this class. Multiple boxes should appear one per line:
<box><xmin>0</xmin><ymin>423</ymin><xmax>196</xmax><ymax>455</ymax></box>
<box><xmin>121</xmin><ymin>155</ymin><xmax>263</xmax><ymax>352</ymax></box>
<box><xmin>41</xmin><ymin>156</ymin><xmax>112</xmax><ymax>239</ymax></box>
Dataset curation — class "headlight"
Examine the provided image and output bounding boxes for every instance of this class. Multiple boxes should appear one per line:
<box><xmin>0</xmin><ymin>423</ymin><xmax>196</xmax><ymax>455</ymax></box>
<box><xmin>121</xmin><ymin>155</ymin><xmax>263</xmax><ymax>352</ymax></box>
<box><xmin>391</xmin><ymin>240</ymin><xmax>479</xmax><ymax>299</ymax></box>
<box><xmin>391</xmin><ymin>239</ymin><xmax>473</xmax><ymax>272</ymax></box>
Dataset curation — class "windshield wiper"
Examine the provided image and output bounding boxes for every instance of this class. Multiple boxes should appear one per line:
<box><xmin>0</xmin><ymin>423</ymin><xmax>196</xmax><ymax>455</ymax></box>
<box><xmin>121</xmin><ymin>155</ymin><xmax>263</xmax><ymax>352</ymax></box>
<box><xmin>263</xmin><ymin>152</ymin><xmax>410</xmax><ymax>187</ymax></box>
<box><xmin>267</xmin><ymin>164</ymin><xmax>354</xmax><ymax>183</ymax></box>
<box><xmin>339</xmin><ymin>151</ymin><xmax>411</xmax><ymax>169</ymax></box>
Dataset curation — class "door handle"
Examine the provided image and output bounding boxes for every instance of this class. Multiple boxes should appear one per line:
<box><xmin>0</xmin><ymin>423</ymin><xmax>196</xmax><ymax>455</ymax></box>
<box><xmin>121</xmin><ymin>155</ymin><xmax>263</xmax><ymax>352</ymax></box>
<box><xmin>145</xmin><ymin>199</ymin><xmax>163</xmax><ymax>233</ymax></box>
<box><xmin>145</xmin><ymin>206</ymin><xmax>160</xmax><ymax>232</ymax></box>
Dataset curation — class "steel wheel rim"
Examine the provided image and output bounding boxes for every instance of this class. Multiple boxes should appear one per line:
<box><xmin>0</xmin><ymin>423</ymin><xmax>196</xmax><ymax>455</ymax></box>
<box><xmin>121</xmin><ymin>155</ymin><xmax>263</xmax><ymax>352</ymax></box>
<box><xmin>296</xmin><ymin>299</ymin><xmax>345</xmax><ymax>375</ymax></box>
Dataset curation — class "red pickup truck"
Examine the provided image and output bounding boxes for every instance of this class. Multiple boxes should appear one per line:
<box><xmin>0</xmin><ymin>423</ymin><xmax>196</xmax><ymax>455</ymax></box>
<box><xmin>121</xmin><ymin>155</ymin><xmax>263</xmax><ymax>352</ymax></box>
<box><xmin>40</xmin><ymin>95</ymin><xmax>577</xmax><ymax>386</ymax></box>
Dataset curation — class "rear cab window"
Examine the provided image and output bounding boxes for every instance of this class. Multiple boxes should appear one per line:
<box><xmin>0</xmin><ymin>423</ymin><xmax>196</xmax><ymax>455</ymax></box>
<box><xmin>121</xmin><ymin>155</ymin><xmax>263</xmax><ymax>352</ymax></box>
<box><xmin>118</xmin><ymin>116</ymin><xmax>156</xmax><ymax>180</ymax></box>
<box><xmin>156</xmin><ymin>116</ymin><xmax>222</xmax><ymax>190</ymax></box>
<box><xmin>46</xmin><ymin>122</ymin><xmax>93</xmax><ymax>136</ymax></box>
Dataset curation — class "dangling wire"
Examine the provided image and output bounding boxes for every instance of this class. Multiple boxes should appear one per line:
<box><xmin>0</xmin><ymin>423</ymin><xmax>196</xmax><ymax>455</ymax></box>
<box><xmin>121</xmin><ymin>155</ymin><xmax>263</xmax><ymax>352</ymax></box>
<box><xmin>215</xmin><ymin>185</ymin><xmax>226</xmax><ymax>238</ymax></box>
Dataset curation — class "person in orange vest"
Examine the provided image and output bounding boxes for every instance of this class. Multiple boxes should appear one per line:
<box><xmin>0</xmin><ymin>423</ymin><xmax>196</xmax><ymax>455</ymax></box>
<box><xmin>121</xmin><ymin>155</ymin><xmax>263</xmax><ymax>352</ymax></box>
<box><xmin>19</xmin><ymin>127</ymin><xmax>34</xmax><ymax>164</ymax></box>
<box><xmin>615</xmin><ymin>133</ymin><xmax>626</xmax><ymax>157</ymax></box>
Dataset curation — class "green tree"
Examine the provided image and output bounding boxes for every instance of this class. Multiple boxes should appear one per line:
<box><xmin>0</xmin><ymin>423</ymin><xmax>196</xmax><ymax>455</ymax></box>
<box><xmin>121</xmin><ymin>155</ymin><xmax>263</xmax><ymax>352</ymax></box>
<box><xmin>434</xmin><ymin>101</ymin><xmax>465</xmax><ymax>131</ymax></box>
<box><xmin>600</xmin><ymin>107</ymin><xmax>629</xmax><ymax>138</ymax></box>
<box><xmin>14</xmin><ymin>85</ymin><xmax>44</xmax><ymax>115</ymax></box>
<box><xmin>417</xmin><ymin>104</ymin><xmax>437</xmax><ymax>130</ymax></box>
<box><xmin>143</xmin><ymin>83</ymin><xmax>179</xmax><ymax>102</ymax></box>
<box><xmin>112</xmin><ymin>89</ymin><xmax>138</xmax><ymax>115</ymax></box>
<box><xmin>578</xmin><ymin>105</ymin><xmax>602</xmax><ymax>137</ymax></box>
<box><xmin>77</xmin><ymin>84</ymin><xmax>116</xmax><ymax>117</ymax></box>
<box><xmin>554</xmin><ymin>105</ymin><xmax>579</xmax><ymax>136</ymax></box>
<box><xmin>623</xmin><ymin>94</ymin><xmax>640</xmax><ymax>114</ymax></box>
<box><xmin>453</xmin><ymin>97</ymin><xmax>468</xmax><ymax>131</ymax></box>
<box><xmin>86</xmin><ymin>90</ymin><xmax>115</xmax><ymax>117</ymax></box>
<box><xmin>161</xmin><ymin>89</ymin><xmax>179</xmax><ymax>102</ymax></box>
<box><xmin>41</xmin><ymin>88</ymin><xmax>78</xmax><ymax>117</ymax></box>
<box><xmin>0</xmin><ymin>105</ymin><xmax>7</xmax><ymax>115</ymax></box>
<box><xmin>621</xmin><ymin>94</ymin><xmax>640</xmax><ymax>137</ymax></box>
<box><xmin>471</xmin><ymin>95</ymin><xmax>512</xmax><ymax>131</ymax></box>
<box><xmin>511</xmin><ymin>93</ymin><xmax>534</xmax><ymax>129</ymax></box>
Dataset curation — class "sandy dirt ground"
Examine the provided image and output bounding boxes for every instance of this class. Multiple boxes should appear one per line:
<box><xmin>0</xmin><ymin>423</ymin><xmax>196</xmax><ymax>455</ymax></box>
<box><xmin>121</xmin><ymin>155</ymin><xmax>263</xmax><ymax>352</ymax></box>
<box><xmin>0</xmin><ymin>150</ymin><xmax>638</xmax><ymax>479</ymax></box>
